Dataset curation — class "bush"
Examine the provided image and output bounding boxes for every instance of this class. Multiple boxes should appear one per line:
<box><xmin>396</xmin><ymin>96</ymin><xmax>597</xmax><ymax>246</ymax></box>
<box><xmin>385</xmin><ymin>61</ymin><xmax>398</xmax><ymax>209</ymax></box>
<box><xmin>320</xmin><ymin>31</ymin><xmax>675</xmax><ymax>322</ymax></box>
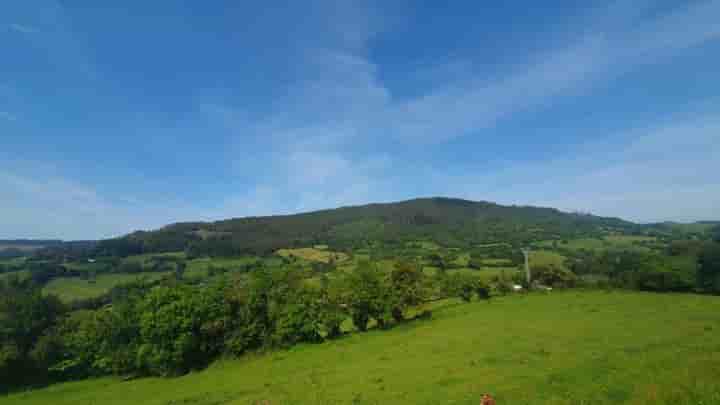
<box><xmin>269</xmin><ymin>285</ymin><xmax>324</xmax><ymax>346</ymax></box>
<box><xmin>532</xmin><ymin>265</ymin><xmax>576</xmax><ymax>288</ymax></box>
<box><xmin>443</xmin><ymin>273</ymin><xmax>488</xmax><ymax>302</ymax></box>
<box><xmin>136</xmin><ymin>283</ymin><xmax>228</xmax><ymax>375</ymax></box>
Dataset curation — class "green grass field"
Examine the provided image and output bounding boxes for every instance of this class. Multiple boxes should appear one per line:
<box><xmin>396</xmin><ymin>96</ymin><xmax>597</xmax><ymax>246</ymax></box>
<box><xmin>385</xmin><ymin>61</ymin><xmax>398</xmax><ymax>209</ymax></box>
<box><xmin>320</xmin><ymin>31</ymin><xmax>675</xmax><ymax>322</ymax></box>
<box><xmin>6</xmin><ymin>291</ymin><xmax>719</xmax><ymax>404</ymax></box>
<box><xmin>184</xmin><ymin>256</ymin><xmax>260</xmax><ymax>278</ymax></box>
<box><xmin>120</xmin><ymin>252</ymin><xmax>187</xmax><ymax>268</ymax></box>
<box><xmin>42</xmin><ymin>272</ymin><xmax>170</xmax><ymax>302</ymax></box>
<box><xmin>446</xmin><ymin>267</ymin><xmax>520</xmax><ymax>282</ymax></box>
<box><xmin>276</xmin><ymin>248</ymin><xmax>350</xmax><ymax>263</ymax></box>
<box><xmin>536</xmin><ymin>236</ymin><xmax>656</xmax><ymax>253</ymax></box>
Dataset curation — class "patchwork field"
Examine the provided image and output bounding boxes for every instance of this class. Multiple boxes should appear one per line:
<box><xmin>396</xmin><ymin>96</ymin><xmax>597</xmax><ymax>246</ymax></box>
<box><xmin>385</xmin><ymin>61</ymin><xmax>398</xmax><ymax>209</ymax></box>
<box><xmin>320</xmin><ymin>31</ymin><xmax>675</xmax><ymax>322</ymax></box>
<box><xmin>536</xmin><ymin>236</ymin><xmax>657</xmax><ymax>253</ymax></box>
<box><xmin>276</xmin><ymin>248</ymin><xmax>349</xmax><ymax>263</ymax></box>
<box><xmin>6</xmin><ymin>291</ymin><xmax>720</xmax><ymax>404</ymax></box>
<box><xmin>445</xmin><ymin>267</ymin><xmax>520</xmax><ymax>282</ymax></box>
<box><xmin>42</xmin><ymin>272</ymin><xmax>170</xmax><ymax>302</ymax></box>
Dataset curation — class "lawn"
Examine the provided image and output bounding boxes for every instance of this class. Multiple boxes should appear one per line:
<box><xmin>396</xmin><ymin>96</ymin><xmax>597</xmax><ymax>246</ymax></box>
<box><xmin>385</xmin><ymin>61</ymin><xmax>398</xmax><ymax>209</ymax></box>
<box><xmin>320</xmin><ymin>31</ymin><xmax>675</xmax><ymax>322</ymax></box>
<box><xmin>42</xmin><ymin>272</ymin><xmax>170</xmax><ymax>302</ymax></box>
<box><xmin>7</xmin><ymin>291</ymin><xmax>719</xmax><ymax>404</ymax></box>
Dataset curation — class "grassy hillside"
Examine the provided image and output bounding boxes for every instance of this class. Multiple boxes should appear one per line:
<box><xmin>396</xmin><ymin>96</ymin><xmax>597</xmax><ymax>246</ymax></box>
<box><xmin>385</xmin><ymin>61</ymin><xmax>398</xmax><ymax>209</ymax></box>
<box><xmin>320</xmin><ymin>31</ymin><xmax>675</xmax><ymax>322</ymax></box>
<box><xmin>5</xmin><ymin>291</ymin><xmax>720</xmax><ymax>405</ymax></box>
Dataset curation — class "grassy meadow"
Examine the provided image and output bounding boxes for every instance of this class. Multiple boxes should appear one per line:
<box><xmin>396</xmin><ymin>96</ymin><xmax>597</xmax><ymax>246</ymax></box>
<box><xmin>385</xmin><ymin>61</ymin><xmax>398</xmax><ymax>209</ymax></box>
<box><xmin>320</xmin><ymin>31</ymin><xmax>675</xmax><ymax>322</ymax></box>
<box><xmin>5</xmin><ymin>291</ymin><xmax>720</xmax><ymax>405</ymax></box>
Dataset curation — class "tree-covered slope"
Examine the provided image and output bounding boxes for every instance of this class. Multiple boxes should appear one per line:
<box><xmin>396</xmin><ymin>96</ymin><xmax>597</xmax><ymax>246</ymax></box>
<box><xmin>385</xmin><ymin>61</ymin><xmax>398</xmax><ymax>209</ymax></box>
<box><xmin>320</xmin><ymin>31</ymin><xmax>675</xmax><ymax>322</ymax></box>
<box><xmin>98</xmin><ymin>197</ymin><xmax>637</xmax><ymax>257</ymax></box>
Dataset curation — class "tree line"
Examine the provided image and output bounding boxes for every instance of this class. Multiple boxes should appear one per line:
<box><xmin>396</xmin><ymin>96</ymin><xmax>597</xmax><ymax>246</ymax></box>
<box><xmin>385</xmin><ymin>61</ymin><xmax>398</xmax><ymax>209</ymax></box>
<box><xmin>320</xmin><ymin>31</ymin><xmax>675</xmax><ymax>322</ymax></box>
<box><xmin>0</xmin><ymin>260</ymin><xmax>492</xmax><ymax>392</ymax></box>
<box><xmin>568</xmin><ymin>237</ymin><xmax>720</xmax><ymax>293</ymax></box>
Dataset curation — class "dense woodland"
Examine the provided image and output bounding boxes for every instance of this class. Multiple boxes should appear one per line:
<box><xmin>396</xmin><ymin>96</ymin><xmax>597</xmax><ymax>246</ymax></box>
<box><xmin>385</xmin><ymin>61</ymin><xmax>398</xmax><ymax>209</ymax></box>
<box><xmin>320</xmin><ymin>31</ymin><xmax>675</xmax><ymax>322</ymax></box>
<box><xmin>1</xmin><ymin>198</ymin><xmax>720</xmax><ymax>393</ymax></box>
<box><xmin>90</xmin><ymin>198</ymin><xmax>636</xmax><ymax>257</ymax></box>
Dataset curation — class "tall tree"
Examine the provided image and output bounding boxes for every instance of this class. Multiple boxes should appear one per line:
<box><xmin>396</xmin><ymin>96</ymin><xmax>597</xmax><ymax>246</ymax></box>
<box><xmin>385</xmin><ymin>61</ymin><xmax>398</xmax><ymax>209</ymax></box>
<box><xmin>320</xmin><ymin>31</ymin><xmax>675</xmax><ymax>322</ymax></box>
<box><xmin>698</xmin><ymin>242</ymin><xmax>720</xmax><ymax>294</ymax></box>
<box><xmin>389</xmin><ymin>260</ymin><xmax>426</xmax><ymax>321</ymax></box>
<box><xmin>0</xmin><ymin>278</ymin><xmax>64</xmax><ymax>389</ymax></box>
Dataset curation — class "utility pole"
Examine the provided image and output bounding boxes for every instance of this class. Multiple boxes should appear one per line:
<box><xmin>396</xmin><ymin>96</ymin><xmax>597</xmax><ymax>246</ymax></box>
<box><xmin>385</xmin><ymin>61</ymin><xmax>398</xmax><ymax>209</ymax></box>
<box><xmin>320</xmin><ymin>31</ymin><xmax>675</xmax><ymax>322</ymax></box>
<box><xmin>521</xmin><ymin>248</ymin><xmax>531</xmax><ymax>285</ymax></box>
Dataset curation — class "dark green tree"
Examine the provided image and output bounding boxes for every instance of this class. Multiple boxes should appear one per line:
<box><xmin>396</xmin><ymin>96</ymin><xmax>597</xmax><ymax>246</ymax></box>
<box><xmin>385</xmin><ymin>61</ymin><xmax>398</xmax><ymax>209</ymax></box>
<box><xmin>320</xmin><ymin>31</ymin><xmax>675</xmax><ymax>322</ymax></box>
<box><xmin>698</xmin><ymin>242</ymin><xmax>720</xmax><ymax>293</ymax></box>
<box><xmin>0</xmin><ymin>278</ymin><xmax>65</xmax><ymax>389</ymax></box>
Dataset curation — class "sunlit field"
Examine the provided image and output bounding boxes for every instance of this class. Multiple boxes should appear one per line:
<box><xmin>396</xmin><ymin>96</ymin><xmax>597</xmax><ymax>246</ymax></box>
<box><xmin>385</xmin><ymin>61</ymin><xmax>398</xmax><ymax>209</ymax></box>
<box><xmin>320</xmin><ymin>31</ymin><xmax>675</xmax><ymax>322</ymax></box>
<box><xmin>6</xmin><ymin>291</ymin><xmax>720</xmax><ymax>405</ymax></box>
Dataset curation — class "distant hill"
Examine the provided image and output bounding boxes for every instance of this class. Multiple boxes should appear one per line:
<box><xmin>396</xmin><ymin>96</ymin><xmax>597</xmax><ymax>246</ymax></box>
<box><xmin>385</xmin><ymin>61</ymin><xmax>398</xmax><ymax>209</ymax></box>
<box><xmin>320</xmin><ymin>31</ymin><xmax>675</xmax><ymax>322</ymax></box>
<box><xmin>0</xmin><ymin>239</ymin><xmax>63</xmax><ymax>247</ymax></box>
<box><xmin>0</xmin><ymin>239</ymin><xmax>63</xmax><ymax>258</ymax></box>
<box><xmin>97</xmin><ymin>197</ymin><xmax>638</xmax><ymax>257</ymax></box>
<box><xmin>641</xmin><ymin>221</ymin><xmax>720</xmax><ymax>237</ymax></box>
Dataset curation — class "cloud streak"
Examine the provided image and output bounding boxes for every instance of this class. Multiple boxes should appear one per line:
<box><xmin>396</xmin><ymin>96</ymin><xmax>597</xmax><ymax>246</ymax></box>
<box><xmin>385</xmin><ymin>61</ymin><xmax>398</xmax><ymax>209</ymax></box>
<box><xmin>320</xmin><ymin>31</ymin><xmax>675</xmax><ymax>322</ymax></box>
<box><xmin>8</xmin><ymin>23</ymin><xmax>38</xmax><ymax>34</ymax></box>
<box><xmin>207</xmin><ymin>0</ymin><xmax>720</xmax><ymax>223</ymax></box>
<box><xmin>221</xmin><ymin>0</ymin><xmax>720</xmax><ymax>147</ymax></box>
<box><xmin>384</xmin><ymin>1</ymin><xmax>720</xmax><ymax>143</ymax></box>
<box><xmin>1</xmin><ymin>0</ymin><xmax>718</xmax><ymax>239</ymax></box>
<box><xmin>441</xmin><ymin>114</ymin><xmax>720</xmax><ymax>222</ymax></box>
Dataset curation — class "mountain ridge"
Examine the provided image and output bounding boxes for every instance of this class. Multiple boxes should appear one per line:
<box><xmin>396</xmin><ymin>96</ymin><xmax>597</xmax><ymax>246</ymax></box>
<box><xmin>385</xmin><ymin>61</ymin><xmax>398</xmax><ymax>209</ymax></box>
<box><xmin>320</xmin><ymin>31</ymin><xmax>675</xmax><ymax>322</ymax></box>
<box><xmin>95</xmin><ymin>197</ymin><xmax>640</xmax><ymax>257</ymax></box>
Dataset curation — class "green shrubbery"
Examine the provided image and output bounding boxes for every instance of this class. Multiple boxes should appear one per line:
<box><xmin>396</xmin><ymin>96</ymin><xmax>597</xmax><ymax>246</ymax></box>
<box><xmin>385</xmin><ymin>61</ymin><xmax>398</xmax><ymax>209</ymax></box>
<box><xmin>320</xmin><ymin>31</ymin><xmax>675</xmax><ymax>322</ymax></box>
<box><xmin>5</xmin><ymin>229</ymin><xmax>720</xmax><ymax>393</ymax></box>
<box><xmin>2</xmin><ymin>259</ymin><xmax>487</xmax><ymax>391</ymax></box>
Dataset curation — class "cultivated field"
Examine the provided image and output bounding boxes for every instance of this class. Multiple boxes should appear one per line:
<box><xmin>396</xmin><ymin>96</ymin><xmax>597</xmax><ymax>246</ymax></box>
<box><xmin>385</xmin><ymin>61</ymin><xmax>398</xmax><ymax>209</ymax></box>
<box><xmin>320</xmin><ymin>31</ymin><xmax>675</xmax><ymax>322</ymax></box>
<box><xmin>5</xmin><ymin>291</ymin><xmax>720</xmax><ymax>404</ymax></box>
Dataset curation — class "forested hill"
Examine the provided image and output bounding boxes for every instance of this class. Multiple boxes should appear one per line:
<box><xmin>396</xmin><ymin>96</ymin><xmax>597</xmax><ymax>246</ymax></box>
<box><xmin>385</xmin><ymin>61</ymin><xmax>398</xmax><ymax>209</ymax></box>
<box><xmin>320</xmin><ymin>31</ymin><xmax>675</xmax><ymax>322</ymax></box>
<box><xmin>97</xmin><ymin>197</ymin><xmax>637</xmax><ymax>257</ymax></box>
<box><xmin>0</xmin><ymin>239</ymin><xmax>63</xmax><ymax>258</ymax></box>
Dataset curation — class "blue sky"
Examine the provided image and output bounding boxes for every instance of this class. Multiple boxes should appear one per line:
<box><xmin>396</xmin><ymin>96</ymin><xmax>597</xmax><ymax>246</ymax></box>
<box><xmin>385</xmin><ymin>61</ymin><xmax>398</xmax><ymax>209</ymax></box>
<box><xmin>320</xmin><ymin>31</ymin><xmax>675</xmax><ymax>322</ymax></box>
<box><xmin>1</xmin><ymin>0</ymin><xmax>719</xmax><ymax>240</ymax></box>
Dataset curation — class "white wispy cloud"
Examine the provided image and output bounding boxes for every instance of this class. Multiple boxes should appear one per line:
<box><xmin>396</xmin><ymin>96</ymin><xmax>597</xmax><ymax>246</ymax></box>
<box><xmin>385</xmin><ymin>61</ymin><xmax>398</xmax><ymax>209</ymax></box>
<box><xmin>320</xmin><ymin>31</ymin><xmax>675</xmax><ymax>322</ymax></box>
<box><xmin>210</xmin><ymin>0</ymin><xmax>720</xmax><ymax>221</ymax></box>
<box><xmin>0</xmin><ymin>169</ymin><xmax>207</xmax><ymax>240</ymax></box>
<box><xmin>441</xmin><ymin>114</ymin><xmax>720</xmax><ymax>222</ymax></box>
<box><xmin>8</xmin><ymin>23</ymin><xmax>38</xmax><ymax>34</ymax></box>
<box><xmin>3</xmin><ymin>1</ymin><xmax>718</xmax><ymax>239</ymax></box>
<box><xmin>384</xmin><ymin>1</ymin><xmax>720</xmax><ymax>143</ymax></box>
<box><xmin>219</xmin><ymin>0</ymin><xmax>720</xmax><ymax>148</ymax></box>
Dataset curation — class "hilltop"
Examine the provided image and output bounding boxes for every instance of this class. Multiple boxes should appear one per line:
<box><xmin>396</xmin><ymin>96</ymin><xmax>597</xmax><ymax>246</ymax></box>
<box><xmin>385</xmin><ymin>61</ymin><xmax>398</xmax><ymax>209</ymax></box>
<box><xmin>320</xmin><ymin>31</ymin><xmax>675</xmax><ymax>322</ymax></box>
<box><xmin>97</xmin><ymin>197</ymin><xmax>637</xmax><ymax>257</ymax></box>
